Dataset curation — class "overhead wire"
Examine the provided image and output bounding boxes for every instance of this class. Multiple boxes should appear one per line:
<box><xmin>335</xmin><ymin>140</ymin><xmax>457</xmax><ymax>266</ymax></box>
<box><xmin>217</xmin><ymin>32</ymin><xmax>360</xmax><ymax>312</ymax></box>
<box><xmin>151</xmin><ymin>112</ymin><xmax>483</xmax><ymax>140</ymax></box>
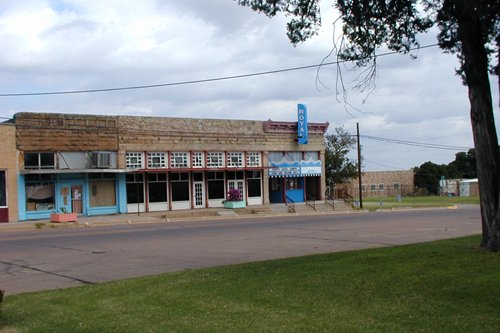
<box><xmin>0</xmin><ymin>44</ymin><xmax>439</xmax><ymax>97</ymax></box>
<box><xmin>360</xmin><ymin>134</ymin><xmax>471</xmax><ymax>151</ymax></box>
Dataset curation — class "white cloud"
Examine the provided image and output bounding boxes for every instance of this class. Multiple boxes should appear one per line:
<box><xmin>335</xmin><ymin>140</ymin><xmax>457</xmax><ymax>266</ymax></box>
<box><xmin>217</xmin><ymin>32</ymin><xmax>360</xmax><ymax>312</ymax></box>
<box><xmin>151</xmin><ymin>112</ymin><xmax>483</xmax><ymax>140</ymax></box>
<box><xmin>0</xmin><ymin>0</ymin><xmax>497</xmax><ymax>170</ymax></box>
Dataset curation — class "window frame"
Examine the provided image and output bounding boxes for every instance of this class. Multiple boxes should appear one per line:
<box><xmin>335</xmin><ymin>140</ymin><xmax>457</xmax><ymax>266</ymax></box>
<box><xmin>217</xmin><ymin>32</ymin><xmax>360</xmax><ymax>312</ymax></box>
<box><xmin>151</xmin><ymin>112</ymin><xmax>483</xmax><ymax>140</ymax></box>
<box><xmin>227</xmin><ymin>152</ymin><xmax>244</xmax><ymax>168</ymax></box>
<box><xmin>170</xmin><ymin>152</ymin><xmax>189</xmax><ymax>168</ymax></box>
<box><xmin>207</xmin><ymin>152</ymin><xmax>225</xmax><ymax>168</ymax></box>
<box><xmin>192</xmin><ymin>152</ymin><xmax>205</xmax><ymax>168</ymax></box>
<box><xmin>246</xmin><ymin>152</ymin><xmax>261</xmax><ymax>167</ymax></box>
<box><xmin>24</xmin><ymin>152</ymin><xmax>55</xmax><ymax>170</ymax></box>
<box><xmin>126</xmin><ymin>152</ymin><xmax>144</xmax><ymax>169</ymax></box>
<box><xmin>147</xmin><ymin>152</ymin><xmax>167</xmax><ymax>169</ymax></box>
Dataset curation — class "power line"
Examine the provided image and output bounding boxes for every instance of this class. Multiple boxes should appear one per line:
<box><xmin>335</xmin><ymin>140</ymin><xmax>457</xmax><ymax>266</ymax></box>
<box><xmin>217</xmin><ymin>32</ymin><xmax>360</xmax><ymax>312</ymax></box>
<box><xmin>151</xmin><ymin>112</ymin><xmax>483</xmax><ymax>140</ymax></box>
<box><xmin>360</xmin><ymin>134</ymin><xmax>471</xmax><ymax>151</ymax></box>
<box><xmin>0</xmin><ymin>44</ymin><xmax>439</xmax><ymax>97</ymax></box>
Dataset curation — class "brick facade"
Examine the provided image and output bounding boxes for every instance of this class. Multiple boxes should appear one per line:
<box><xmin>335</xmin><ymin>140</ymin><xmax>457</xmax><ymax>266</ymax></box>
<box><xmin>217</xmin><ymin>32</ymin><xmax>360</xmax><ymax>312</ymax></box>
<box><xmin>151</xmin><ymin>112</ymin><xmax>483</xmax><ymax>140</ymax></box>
<box><xmin>15</xmin><ymin>112</ymin><xmax>118</xmax><ymax>154</ymax></box>
<box><xmin>341</xmin><ymin>170</ymin><xmax>415</xmax><ymax>198</ymax></box>
<box><xmin>0</xmin><ymin>124</ymin><xmax>18</xmax><ymax>222</ymax></box>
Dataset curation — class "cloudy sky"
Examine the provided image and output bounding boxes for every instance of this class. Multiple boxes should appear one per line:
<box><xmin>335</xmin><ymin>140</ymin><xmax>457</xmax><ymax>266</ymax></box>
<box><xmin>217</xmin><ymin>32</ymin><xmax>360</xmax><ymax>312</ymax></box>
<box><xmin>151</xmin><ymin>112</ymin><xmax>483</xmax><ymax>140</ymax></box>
<box><xmin>0</xmin><ymin>0</ymin><xmax>498</xmax><ymax>171</ymax></box>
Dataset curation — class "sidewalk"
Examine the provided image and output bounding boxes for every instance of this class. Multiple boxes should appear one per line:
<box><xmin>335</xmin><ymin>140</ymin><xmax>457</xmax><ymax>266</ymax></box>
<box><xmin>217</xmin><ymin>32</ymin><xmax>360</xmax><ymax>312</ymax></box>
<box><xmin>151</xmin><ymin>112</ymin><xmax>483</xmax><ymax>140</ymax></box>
<box><xmin>0</xmin><ymin>204</ymin><xmax>354</xmax><ymax>231</ymax></box>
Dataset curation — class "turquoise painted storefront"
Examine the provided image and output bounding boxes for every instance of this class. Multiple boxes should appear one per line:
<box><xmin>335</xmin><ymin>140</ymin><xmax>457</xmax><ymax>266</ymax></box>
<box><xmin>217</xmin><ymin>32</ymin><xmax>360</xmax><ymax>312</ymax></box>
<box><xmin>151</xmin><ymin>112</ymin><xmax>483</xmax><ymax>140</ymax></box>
<box><xmin>269</xmin><ymin>158</ymin><xmax>321</xmax><ymax>204</ymax></box>
<box><xmin>18</xmin><ymin>173</ymin><xmax>127</xmax><ymax>221</ymax></box>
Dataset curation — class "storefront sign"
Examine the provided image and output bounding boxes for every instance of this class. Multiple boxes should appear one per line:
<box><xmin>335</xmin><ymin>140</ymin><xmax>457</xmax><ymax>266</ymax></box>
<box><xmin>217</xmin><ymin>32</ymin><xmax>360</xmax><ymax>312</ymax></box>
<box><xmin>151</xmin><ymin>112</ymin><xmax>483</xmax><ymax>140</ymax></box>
<box><xmin>269</xmin><ymin>160</ymin><xmax>321</xmax><ymax>177</ymax></box>
<box><xmin>269</xmin><ymin>162</ymin><xmax>301</xmax><ymax>178</ymax></box>
<box><xmin>301</xmin><ymin>161</ymin><xmax>321</xmax><ymax>176</ymax></box>
<box><xmin>297</xmin><ymin>104</ymin><xmax>308</xmax><ymax>144</ymax></box>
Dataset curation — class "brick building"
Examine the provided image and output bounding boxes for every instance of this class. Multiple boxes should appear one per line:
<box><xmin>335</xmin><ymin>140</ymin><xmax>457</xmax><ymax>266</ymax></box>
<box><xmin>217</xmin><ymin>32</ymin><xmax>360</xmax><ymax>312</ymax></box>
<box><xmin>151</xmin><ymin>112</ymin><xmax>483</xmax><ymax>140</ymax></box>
<box><xmin>13</xmin><ymin>112</ymin><xmax>328</xmax><ymax>221</ymax></box>
<box><xmin>341</xmin><ymin>169</ymin><xmax>415</xmax><ymax>198</ymax></box>
<box><xmin>0</xmin><ymin>123</ymin><xmax>18</xmax><ymax>222</ymax></box>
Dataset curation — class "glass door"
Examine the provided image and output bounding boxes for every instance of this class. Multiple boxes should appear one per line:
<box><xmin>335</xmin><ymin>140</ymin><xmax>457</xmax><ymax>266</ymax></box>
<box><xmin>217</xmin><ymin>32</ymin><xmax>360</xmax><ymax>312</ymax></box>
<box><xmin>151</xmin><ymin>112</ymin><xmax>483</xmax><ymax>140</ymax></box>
<box><xmin>193</xmin><ymin>172</ymin><xmax>205</xmax><ymax>208</ymax></box>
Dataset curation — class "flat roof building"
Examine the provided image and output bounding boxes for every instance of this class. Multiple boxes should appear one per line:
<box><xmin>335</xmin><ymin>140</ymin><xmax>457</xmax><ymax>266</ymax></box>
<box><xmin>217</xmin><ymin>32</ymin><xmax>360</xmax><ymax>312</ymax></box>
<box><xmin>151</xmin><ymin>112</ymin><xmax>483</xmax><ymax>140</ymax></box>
<box><xmin>12</xmin><ymin>111</ymin><xmax>329</xmax><ymax>221</ymax></box>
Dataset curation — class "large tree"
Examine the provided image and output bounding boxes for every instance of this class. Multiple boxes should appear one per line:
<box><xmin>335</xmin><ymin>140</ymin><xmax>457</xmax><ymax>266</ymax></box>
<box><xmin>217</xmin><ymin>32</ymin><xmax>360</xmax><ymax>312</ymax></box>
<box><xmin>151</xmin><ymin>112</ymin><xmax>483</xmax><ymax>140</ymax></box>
<box><xmin>448</xmin><ymin>148</ymin><xmax>477</xmax><ymax>179</ymax></box>
<box><xmin>414</xmin><ymin>161</ymin><xmax>449</xmax><ymax>195</ymax></box>
<box><xmin>325</xmin><ymin>126</ymin><xmax>358</xmax><ymax>185</ymax></box>
<box><xmin>237</xmin><ymin>0</ymin><xmax>500</xmax><ymax>251</ymax></box>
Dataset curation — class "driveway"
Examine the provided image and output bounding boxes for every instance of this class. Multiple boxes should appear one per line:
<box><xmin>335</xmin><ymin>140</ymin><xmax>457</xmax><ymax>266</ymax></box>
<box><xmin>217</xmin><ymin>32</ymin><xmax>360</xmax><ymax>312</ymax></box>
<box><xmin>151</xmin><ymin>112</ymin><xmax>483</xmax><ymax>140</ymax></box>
<box><xmin>0</xmin><ymin>206</ymin><xmax>481</xmax><ymax>295</ymax></box>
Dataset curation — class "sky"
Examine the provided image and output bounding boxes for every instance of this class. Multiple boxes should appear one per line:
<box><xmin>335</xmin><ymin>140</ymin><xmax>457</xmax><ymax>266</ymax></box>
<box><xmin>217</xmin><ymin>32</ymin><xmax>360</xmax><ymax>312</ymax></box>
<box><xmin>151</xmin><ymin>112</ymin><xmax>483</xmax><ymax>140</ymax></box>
<box><xmin>0</xmin><ymin>0</ymin><xmax>498</xmax><ymax>171</ymax></box>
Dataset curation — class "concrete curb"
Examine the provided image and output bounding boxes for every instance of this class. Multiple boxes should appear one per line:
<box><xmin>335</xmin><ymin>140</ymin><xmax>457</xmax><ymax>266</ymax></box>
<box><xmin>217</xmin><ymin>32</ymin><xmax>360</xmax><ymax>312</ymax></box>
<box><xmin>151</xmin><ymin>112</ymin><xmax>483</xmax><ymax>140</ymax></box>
<box><xmin>0</xmin><ymin>205</ymin><xmax>472</xmax><ymax>232</ymax></box>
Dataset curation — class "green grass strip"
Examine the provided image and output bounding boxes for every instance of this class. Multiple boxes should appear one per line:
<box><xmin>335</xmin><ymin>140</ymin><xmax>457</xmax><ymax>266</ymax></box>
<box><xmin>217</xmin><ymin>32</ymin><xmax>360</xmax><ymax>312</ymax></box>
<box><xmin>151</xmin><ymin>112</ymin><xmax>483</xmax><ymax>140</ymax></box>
<box><xmin>1</xmin><ymin>235</ymin><xmax>499</xmax><ymax>333</ymax></box>
<box><xmin>361</xmin><ymin>196</ymin><xmax>479</xmax><ymax>211</ymax></box>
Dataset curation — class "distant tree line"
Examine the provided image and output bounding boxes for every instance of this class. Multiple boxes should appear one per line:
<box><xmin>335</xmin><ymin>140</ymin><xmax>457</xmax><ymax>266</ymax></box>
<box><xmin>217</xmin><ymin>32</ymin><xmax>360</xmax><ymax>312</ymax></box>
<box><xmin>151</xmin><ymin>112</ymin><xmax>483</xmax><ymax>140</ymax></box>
<box><xmin>414</xmin><ymin>149</ymin><xmax>476</xmax><ymax>195</ymax></box>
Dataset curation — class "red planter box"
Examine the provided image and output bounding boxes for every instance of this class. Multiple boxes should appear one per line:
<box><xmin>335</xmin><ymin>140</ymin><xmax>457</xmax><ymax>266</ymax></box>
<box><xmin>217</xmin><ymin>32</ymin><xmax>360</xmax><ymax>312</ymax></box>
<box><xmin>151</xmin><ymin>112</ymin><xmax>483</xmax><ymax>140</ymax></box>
<box><xmin>50</xmin><ymin>213</ymin><xmax>78</xmax><ymax>223</ymax></box>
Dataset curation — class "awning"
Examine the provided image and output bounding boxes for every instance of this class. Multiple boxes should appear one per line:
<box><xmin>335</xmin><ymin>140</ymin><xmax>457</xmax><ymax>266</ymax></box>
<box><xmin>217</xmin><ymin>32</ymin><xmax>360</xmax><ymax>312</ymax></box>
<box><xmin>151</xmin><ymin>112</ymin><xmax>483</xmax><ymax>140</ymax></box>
<box><xmin>269</xmin><ymin>158</ymin><xmax>321</xmax><ymax>178</ymax></box>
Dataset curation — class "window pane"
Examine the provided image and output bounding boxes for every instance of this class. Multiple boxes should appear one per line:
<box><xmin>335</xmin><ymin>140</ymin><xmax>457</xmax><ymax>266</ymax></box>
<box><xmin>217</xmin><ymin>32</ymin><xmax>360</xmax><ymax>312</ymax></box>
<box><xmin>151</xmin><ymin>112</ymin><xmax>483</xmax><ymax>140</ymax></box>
<box><xmin>248</xmin><ymin>179</ymin><xmax>261</xmax><ymax>197</ymax></box>
<box><xmin>126</xmin><ymin>183</ymin><xmax>144</xmax><ymax>204</ymax></box>
<box><xmin>148</xmin><ymin>182</ymin><xmax>167</xmax><ymax>202</ymax></box>
<box><xmin>208</xmin><ymin>180</ymin><xmax>225</xmax><ymax>199</ymax></box>
<box><xmin>305</xmin><ymin>151</ymin><xmax>319</xmax><ymax>160</ymax></box>
<box><xmin>90</xmin><ymin>180</ymin><xmax>116</xmax><ymax>207</ymax></box>
<box><xmin>171</xmin><ymin>182</ymin><xmax>189</xmax><ymax>201</ymax></box>
<box><xmin>269</xmin><ymin>152</ymin><xmax>283</xmax><ymax>162</ymax></box>
<box><xmin>287</xmin><ymin>151</ymin><xmax>302</xmax><ymax>162</ymax></box>
<box><xmin>40</xmin><ymin>153</ymin><xmax>54</xmax><ymax>168</ymax></box>
<box><xmin>0</xmin><ymin>171</ymin><xmax>6</xmax><ymax>206</ymax></box>
<box><xmin>24</xmin><ymin>153</ymin><xmax>39</xmax><ymax>168</ymax></box>
<box><xmin>26</xmin><ymin>183</ymin><xmax>55</xmax><ymax>211</ymax></box>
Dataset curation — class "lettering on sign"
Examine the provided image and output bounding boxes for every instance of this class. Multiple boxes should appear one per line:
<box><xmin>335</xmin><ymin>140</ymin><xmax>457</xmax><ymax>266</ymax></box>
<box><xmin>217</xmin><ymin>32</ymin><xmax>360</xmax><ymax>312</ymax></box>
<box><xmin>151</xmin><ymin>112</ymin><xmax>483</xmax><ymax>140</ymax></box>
<box><xmin>297</xmin><ymin>104</ymin><xmax>308</xmax><ymax>144</ymax></box>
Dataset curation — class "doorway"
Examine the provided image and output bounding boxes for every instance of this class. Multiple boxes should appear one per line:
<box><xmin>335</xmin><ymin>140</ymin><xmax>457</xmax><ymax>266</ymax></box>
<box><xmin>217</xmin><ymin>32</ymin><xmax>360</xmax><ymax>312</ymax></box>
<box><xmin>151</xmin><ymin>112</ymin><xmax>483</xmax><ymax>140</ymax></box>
<box><xmin>59</xmin><ymin>181</ymin><xmax>84</xmax><ymax>215</ymax></box>
<box><xmin>192</xmin><ymin>172</ymin><xmax>205</xmax><ymax>208</ymax></box>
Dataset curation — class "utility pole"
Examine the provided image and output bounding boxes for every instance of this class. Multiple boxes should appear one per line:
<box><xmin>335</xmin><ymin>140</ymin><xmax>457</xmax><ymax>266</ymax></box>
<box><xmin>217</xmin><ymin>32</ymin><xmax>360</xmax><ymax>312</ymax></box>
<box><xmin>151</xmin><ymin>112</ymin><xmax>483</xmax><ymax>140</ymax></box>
<box><xmin>357</xmin><ymin>122</ymin><xmax>363</xmax><ymax>209</ymax></box>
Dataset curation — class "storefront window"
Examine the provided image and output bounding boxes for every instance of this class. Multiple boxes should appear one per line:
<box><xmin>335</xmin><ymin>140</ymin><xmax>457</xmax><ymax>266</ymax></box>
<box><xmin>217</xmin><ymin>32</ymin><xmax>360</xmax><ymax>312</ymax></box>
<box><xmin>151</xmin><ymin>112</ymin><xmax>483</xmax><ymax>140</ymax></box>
<box><xmin>247</xmin><ymin>171</ymin><xmax>261</xmax><ymax>197</ymax></box>
<box><xmin>126</xmin><ymin>174</ymin><xmax>144</xmax><ymax>204</ymax></box>
<box><xmin>227</xmin><ymin>171</ymin><xmax>244</xmax><ymax>180</ymax></box>
<box><xmin>171</xmin><ymin>172</ymin><xmax>189</xmax><ymax>201</ymax></box>
<box><xmin>25</xmin><ymin>174</ymin><xmax>55</xmax><ymax>211</ymax></box>
<box><xmin>148</xmin><ymin>173</ymin><xmax>168</xmax><ymax>203</ymax></box>
<box><xmin>90</xmin><ymin>181</ymin><xmax>116</xmax><ymax>207</ymax></box>
<box><xmin>207</xmin><ymin>171</ymin><xmax>225</xmax><ymax>199</ymax></box>
<box><xmin>89</xmin><ymin>173</ymin><xmax>116</xmax><ymax>207</ymax></box>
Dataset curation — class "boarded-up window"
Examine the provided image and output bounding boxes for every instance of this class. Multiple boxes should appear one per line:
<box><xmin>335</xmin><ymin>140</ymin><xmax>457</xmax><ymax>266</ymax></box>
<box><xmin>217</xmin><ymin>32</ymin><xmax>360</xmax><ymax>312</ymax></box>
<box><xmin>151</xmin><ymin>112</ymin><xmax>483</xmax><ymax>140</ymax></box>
<box><xmin>90</xmin><ymin>180</ymin><xmax>116</xmax><ymax>207</ymax></box>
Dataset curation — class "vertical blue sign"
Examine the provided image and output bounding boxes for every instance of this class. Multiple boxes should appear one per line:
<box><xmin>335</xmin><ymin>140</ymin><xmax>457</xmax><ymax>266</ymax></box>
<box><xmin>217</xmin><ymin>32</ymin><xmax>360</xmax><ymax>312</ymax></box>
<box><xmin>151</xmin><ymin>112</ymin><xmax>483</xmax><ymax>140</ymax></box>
<box><xmin>297</xmin><ymin>104</ymin><xmax>308</xmax><ymax>144</ymax></box>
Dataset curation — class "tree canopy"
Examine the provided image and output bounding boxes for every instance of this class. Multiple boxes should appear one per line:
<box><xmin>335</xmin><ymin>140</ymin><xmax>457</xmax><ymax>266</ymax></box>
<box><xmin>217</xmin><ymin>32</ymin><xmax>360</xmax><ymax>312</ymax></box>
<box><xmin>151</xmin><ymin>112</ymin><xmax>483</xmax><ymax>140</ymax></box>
<box><xmin>237</xmin><ymin>0</ymin><xmax>500</xmax><ymax>250</ymax></box>
<box><xmin>324</xmin><ymin>126</ymin><xmax>358</xmax><ymax>185</ymax></box>
<box><xmin>414</xmin><ymin>149</ymin><xmax>477</xmax><ymax>194</ymax></box>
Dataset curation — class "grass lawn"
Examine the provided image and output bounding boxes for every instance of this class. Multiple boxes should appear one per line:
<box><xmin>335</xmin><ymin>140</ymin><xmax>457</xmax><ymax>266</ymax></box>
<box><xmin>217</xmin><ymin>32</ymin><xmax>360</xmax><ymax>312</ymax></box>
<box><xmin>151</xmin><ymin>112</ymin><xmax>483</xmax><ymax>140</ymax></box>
<box><xmin>361</xmin><ymin>195</ymin><xmax>480</xmax><ymax>211</ymax></box>
<box><xmin>1</xmin><ymin>236</ymin><xmax>499</xmax><ymax>333</ymax></box>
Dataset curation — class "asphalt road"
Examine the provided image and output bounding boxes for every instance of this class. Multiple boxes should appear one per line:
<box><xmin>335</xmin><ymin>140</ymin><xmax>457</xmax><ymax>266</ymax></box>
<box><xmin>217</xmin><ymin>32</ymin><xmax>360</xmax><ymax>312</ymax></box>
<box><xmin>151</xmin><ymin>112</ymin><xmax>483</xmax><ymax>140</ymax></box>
<box><xmin>0</xmin><ymin>206</ymin><xmax>481</xmax><ymax>295</ymax></box>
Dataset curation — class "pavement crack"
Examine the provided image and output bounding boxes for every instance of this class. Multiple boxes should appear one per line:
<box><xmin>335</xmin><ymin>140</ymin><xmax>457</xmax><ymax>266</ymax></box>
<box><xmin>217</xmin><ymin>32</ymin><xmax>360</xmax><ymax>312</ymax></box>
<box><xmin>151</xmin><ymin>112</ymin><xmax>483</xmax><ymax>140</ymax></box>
<box><xmin>48</xmin><ymin>245</ymin><xmax>105</xmax><ymax>254</ymax></box>
<box><xmin>0</xmin><ymin>260</ymin><xmax>95</xmax><ymax>285</ymax></box>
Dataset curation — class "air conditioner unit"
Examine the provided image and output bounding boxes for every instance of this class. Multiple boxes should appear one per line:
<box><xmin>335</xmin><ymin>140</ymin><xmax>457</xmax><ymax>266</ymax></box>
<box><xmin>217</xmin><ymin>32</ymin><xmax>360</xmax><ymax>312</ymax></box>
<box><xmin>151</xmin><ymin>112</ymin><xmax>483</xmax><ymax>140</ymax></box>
<box><xmin>91</xmin><ymin>152</ymin><xmax>112</xmax><ymax>168</ymax></box>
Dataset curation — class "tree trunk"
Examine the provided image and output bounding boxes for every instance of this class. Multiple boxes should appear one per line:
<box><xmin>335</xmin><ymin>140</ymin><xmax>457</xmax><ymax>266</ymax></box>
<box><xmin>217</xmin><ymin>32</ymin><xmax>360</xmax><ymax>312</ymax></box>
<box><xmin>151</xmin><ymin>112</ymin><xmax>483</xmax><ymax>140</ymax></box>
<box><xmin>455</xmin><ymin>0</ymin><xmax>500</xmax><ymax>251</ymax></box>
